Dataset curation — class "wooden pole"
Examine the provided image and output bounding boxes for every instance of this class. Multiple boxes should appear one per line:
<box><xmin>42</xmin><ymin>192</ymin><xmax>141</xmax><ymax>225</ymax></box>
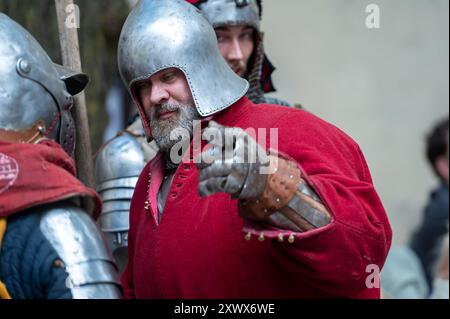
<box><xmin>55</xmin><ymin>0</ymin><xmax>96</xmax><ymax>211</ymax></box>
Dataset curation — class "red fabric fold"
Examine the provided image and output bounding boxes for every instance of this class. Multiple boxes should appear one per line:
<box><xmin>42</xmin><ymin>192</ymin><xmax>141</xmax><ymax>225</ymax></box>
<box><xmin>0</xmin><ymin>140</ymin><xmax>101</xmax><ymax>219</ymax></box>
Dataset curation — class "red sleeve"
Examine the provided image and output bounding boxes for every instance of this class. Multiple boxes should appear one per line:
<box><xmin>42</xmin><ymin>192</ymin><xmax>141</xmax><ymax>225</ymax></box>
<box><xmin>121</xmin><ymin>219</ymin><xmax>136</xmax><ymax>299</ymax></box>
<box><xmin>252</xmin><ymin>112</ymin><xmax>392</xmax><ymax>297</ymax></box>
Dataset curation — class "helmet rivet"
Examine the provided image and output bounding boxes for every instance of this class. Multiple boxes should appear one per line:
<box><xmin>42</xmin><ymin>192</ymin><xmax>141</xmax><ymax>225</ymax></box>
<box><xmin>235</xmin><ymin>0</ymin><xmax>249</xmax><ymax>7</ymax></box>
<box><xmin>19</xmin><ymin>59</ymin><xmax>31</xmax><ymax>73</ymax></box>
<box><xmin>38</xmin><ymin>125</ymin><xmax>46</xmax><ymax>133</ymax></box>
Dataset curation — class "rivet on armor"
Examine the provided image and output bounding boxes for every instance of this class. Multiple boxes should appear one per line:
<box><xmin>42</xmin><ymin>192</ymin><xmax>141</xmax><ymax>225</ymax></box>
<box><xmin>235</xmin><ymin>0</ymin><xmax>249</xmax><ymax>7</ymax></box>
<box><xmin>19</xmin><ymin>59</ymin><xmax>31</xmax><ymax>73</ymax></box>
<box><xmin>38</xmin><ymin>125</ymin><xmax>46</xmax><ymax>134</ymax></box>
<box><xmin>245</xmin><ymin>232</ymin><xmax>251</xmax><ymax>241</ymax></box>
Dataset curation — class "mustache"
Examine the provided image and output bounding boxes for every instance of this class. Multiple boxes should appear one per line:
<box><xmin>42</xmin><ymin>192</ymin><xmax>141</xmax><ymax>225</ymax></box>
<box><xmin>153</xmin><ymin>103</ymin><xmax>181</xmax><ymax>118</ymax></box>
<box><xmin>229</xmin><ymin>61</ymin><xmax>247</xmax><ymax>72</ymax></box>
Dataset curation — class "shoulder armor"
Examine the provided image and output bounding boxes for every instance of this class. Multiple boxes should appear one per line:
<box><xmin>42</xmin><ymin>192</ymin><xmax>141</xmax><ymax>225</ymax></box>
<box><xmin>95</xmin><ymin>128</ymin><xmax>157</xmax><ymax>272</ymax></box>
<box><xmin>39</xmin><ymin>204</ymin><xmax>122</xmax><ymax>299</ymax></box>
<box><xmin>96</xmin><ymin>131</ymin><xmax>147</xmax><ymax>183</ymax></box>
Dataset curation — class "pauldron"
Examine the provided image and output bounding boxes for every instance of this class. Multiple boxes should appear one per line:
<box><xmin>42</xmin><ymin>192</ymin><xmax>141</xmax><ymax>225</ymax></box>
<box><xmin>95</xmin><ymin>129</ymin><xmax>151</xmax><ymax>273</ymax></box>
<box><xmin>39</xmin><ymin>204</ymin><xmax>122</xmax><ymax>299</ymax></box>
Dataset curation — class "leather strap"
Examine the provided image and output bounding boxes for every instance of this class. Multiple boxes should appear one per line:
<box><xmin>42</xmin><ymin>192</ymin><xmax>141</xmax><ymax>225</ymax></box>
<box><xmin>0</xmin><ymin>121</ymin><xmax>47</xmax><ymax>145</ymax></box>
<box><xmin>239</xmin><ymin>156</ymin><xmax>331</xmax><ymax>232</ymax></box>
<box><xmin>240</xmin><ymin>156</ymin><xmax>301</xmax><ymax>220</ymax></box>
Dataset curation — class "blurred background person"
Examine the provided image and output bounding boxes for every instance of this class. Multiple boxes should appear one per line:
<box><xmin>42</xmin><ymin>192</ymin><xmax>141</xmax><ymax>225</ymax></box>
<box><xmin>410</xmin><ymin>117</ymin><xmax>449</xmax><ymax>295</ymax></box>
<box><xmin>381</xmin><ymin>117</ymin><xmax>449</xmax><ymax>299</ymax></box>
<box><xmin>381</xmin><ymin>246</ymin><xmax>429</xmax><ymax>299</ymax></box>
<box><xmin>430</xmin><ymin>235</ymin><xmax>449</xmax><ymax>299</ymax></box>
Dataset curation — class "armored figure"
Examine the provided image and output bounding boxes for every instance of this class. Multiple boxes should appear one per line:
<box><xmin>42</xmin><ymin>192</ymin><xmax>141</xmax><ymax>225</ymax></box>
<box><xmin>95</xmin><ymin>0</ymin><xmax>295</xmax><ymax>267</ymax></box>
<box><xmin>118</xmin><ymin>0</ymin><xmax>391</xmax><ymax>299</ymax></box>
<box><xmin>0</xmin><ymin>13</ymin><xmax>122</xmax><ymax>299</ymax></box>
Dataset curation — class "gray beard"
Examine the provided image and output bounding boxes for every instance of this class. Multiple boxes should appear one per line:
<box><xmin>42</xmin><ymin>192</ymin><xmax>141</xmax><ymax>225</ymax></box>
<box><xmin>150</xmin><ymin>103</ymin><xmax>201</xmax><ymax>170</ymax></box>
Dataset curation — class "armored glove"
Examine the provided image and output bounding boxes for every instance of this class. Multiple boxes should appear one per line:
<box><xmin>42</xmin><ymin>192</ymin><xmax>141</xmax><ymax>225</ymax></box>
<box><xmin>196</xmin><ymin>121</ymin><xmax>270</xmax><ymax>200</ymax></box>
<box><xmin>196</xmin><ymin>121</ymin><xmax>331</xmax><ymax>232</ymax></box>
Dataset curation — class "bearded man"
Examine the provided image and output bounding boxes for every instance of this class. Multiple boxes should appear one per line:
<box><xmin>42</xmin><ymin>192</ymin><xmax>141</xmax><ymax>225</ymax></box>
<box><xmin>94</xmin><ymin>0</ymin><xmax>295</xmax><ymax>270</ymax></box>
<box><xmin>118</xmin><ymin>0</ymin><xmax>392</xmax><ymax>299</ymax></box>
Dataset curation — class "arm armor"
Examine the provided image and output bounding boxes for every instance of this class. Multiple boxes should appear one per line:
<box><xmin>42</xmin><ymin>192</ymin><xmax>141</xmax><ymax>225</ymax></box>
<box><xmin>40</xmin><ymin>204</ymin><xmax>122</xmax><ymax>299</ymax></box>
<box><xmin>239</xmin><ymin>156</ymin><xmax>332</xmax><ymax>232</ymax></box>
<box><xmin>95</xmin><ymin>124</ymin><xmax>157</xmax><ymax>272</ymax></box>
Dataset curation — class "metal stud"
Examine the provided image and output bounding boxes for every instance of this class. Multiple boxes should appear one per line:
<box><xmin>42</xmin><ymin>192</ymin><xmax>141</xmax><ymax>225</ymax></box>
<box><xmin>258</xmin><ymin>233</ymin><xmax>265</xmax><ymax>242</ymax></box>
<box><xmin>288</xmin><ymin>234</ymin><xmax>295</xmax><ymax>244</ymax></box>
<box><xmin>37</xmin><ymin>125</ymin><xmax>46</xmax><ymax>134</ymax></box>
<box><xmin>278</xmin><ymin>234</ymin><xmax>284</xmax><ymax>243</ymax></box>
<box><xmin>18</xmin><ymin>59</ymin><xmax>31</xmax><ymax>73</ymax></box>
<box><xmin>235</xmin><ymin>0</ymin><xmax>249</xmax><ymax>7</ymax></box>
<box><xmin>245</xmin><ymin>232</ymin><xmax>251</xmax><ymax>241</ymax></box>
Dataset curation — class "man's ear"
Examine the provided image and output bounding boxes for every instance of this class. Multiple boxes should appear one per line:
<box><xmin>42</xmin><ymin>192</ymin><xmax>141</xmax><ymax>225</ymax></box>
<box><xmin>435</xmin><ymin>155</ymin><xmax>449</xmax><ymax>183</ymax></box>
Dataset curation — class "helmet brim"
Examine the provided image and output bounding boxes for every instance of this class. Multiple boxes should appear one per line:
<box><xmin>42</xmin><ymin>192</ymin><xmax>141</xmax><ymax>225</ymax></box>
<box><xmin>53</xmin><ymin>63</ymin><xmax>89</xmax><ymax>96</ymax></box>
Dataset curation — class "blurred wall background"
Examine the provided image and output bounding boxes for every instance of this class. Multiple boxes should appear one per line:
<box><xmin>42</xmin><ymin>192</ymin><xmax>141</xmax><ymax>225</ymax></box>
<box><xmin>262</xmin><ymin>0</ymin><xmax>449</xmax><ymax>244</ymax></box>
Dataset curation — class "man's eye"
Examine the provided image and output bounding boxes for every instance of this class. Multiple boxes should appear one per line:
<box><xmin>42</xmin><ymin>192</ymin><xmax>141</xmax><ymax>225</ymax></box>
<box><xmin>216</xmin><ymin>34</ymin><xmax>227</xmax><ymax>43</ymax></box>
<box><xmin>162</xmin><ymin>73</ymin><xmax>176</xmax><ymax>82</ymax></box>
<box><xmin>137</xmin><ymin>82</ymin><xmax>150</xmax><ymax>91</ymax></box>
<box><xmin>240</xmin><ymin>32</ymin><xmax>253</xmax><ymax>40</ymax></box>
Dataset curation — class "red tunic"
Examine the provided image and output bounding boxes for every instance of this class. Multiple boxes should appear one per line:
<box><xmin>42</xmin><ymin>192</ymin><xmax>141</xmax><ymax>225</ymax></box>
<box><xmin>122</xmin><ymin>97</ymin><xmax>392</xmax><ymax>299</ymax></box>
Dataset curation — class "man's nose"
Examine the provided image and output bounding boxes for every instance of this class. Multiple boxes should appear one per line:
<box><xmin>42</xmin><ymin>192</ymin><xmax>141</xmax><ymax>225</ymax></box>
<box><xmin>150</xmin><ymin>84</ymin><xmax>170</xmax><ymax>105</ymax></box>
<box><xmin>228</xmin><ymin>38</ymin><xmax>244</xmax><ymax>60</ymax></box>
